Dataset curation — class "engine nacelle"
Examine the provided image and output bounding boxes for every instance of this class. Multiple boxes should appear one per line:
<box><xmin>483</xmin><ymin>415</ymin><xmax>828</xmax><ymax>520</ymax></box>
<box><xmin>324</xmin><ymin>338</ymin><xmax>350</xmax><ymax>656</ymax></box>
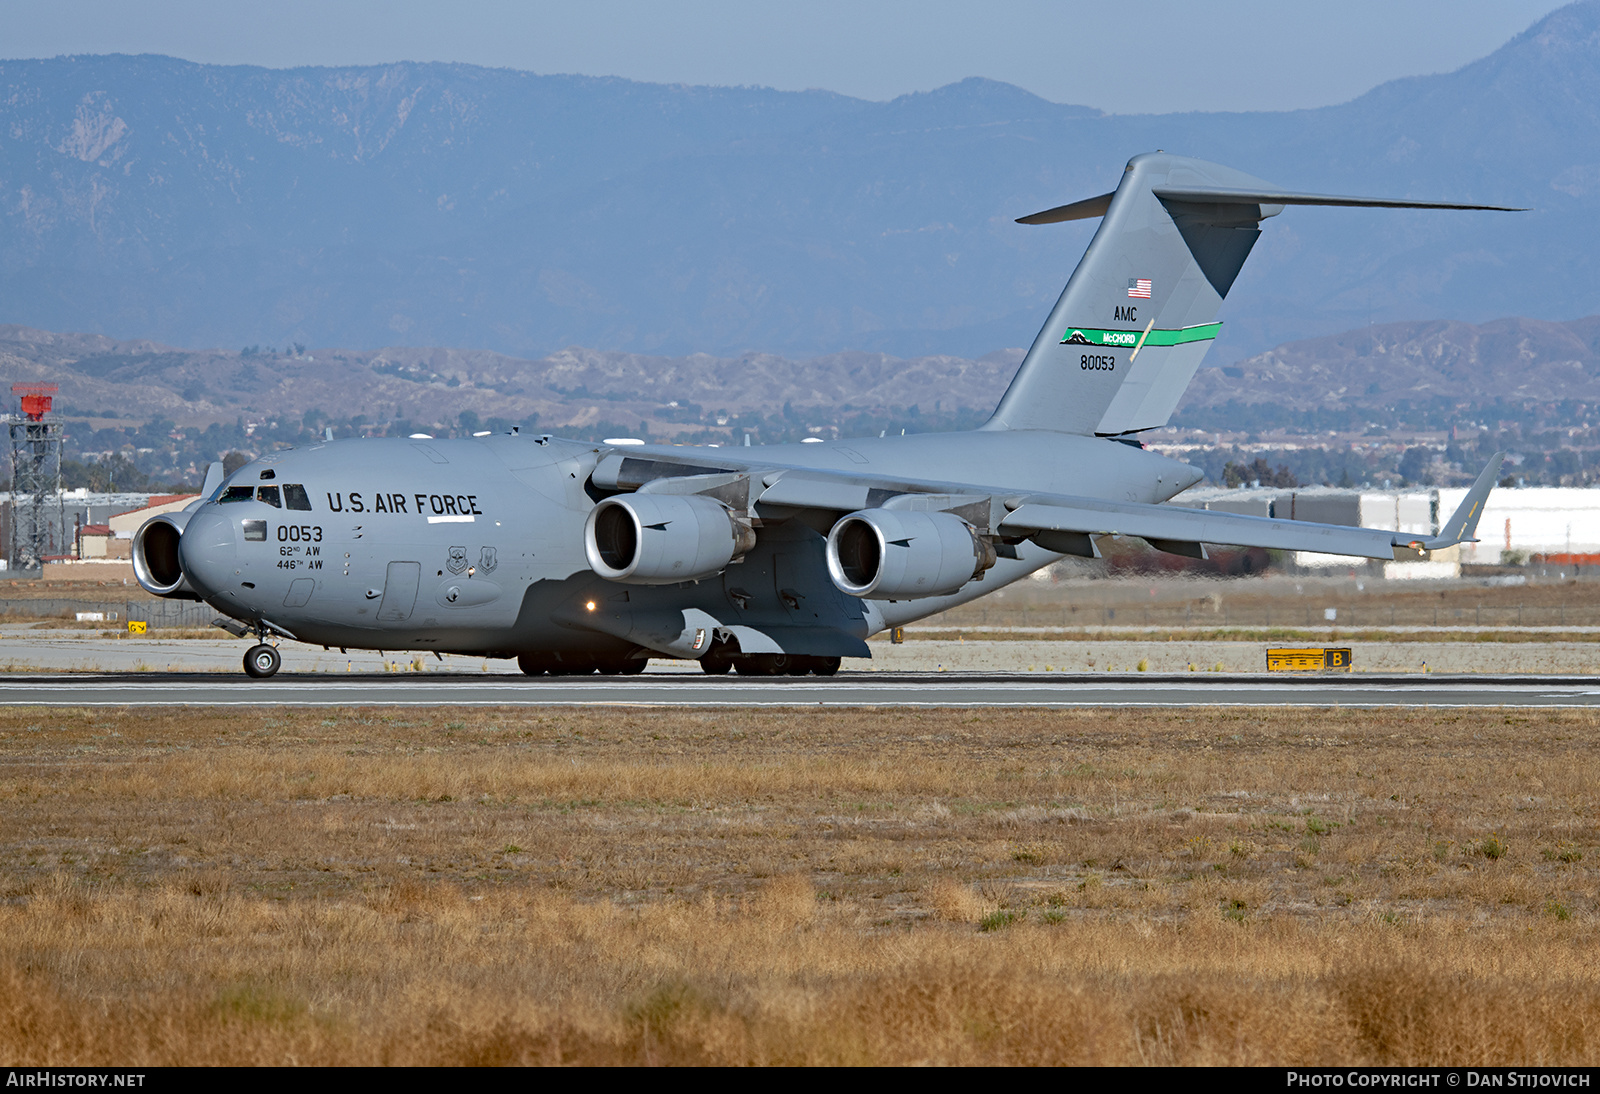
<box><xmin>826</xmin><ymin>508</ymin><xmax>995</xmax><ymax>599</ymax></box>
<box><xmin>132</xmin><ymin>512</ymin><xmax>201</xmax><ymax>599</ymax></box>
<box><xmin>584</xmin><ymin>493</ymin><xmax>756</xmax><ymax>585</ymax></box>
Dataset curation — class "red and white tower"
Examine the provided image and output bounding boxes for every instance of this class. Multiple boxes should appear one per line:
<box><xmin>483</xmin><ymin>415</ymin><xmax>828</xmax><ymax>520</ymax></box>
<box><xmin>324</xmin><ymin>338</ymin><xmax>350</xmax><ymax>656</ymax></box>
<box><xmin>7</xmin><ymin>383</ymin><xmax>65</xmax><ymax>570</ymax></box>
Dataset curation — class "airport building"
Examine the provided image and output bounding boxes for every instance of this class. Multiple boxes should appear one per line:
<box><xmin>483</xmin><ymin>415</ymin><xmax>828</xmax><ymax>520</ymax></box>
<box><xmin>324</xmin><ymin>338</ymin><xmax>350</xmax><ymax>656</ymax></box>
<box><xmin>1176</xmin><ymin>485</ymin><xmax>1600</xmax><ymax>578</ymax></box>
<box><xmin>0</xmin><ymin>490</ymin><xmax>193</xmax><ymax>576</ymax></box>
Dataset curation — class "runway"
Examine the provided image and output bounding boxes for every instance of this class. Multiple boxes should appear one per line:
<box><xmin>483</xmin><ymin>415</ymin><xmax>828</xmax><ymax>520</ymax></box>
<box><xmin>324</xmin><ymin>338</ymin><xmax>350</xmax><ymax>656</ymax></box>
<box><xmin>2</xmin><ymin>671</ymin><xmax>1600</xmax><ymax>707</ymax></box>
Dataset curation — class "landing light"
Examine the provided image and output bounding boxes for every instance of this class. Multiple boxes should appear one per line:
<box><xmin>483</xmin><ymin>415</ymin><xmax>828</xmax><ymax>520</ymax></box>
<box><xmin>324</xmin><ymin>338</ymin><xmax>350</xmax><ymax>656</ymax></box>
<box><xmin>586</xmin><ymin>600</ymin><xmax>597</xmax><ymax>611</ymax></box>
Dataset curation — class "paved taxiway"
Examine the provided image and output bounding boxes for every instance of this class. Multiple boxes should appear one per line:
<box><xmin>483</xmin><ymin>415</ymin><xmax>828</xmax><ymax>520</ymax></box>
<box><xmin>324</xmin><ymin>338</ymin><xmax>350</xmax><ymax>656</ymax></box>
<box><xmin>7</xmin><ymin>626</ymin><xmax>1600</xmax><ymax>676</ymax></box>
<box><xmin>2</xmin><ymin>671</ymin><xmax>1599</xmax><ymax>707</ymax></box>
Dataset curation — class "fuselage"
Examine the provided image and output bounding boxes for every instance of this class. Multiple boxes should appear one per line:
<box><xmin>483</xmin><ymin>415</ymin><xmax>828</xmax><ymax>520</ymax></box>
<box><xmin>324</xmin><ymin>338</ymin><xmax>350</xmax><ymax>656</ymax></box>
<box><xmin>173</xmin><ymin>428</ymin><xmax>1200</xmax><ymax>659</ymax></box>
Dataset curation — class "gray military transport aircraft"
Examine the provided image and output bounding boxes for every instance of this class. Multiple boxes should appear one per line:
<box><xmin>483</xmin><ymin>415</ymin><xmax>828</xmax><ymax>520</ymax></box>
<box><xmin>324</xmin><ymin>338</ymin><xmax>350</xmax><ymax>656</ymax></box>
<box><xmin>132</xmin><ymin>152</ymin><xmax>1514</xmax><ymax>678</ymax></box>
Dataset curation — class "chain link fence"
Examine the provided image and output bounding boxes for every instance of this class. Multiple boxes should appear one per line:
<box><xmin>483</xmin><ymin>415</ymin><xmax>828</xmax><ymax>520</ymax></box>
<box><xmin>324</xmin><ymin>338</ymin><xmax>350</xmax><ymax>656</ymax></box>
<box><xmin>0</xmin><ymin>598</ymin><xmax>217</xmax><ymax>628</ymax></box>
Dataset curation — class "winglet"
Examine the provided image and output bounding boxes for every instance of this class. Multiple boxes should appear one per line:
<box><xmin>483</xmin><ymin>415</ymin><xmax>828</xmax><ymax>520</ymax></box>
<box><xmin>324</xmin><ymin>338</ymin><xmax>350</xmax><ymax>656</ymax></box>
<box><xmin>1415</xmin><ymin>453</ymin><xmax>1505</xmax><ymax>550</ymax></box>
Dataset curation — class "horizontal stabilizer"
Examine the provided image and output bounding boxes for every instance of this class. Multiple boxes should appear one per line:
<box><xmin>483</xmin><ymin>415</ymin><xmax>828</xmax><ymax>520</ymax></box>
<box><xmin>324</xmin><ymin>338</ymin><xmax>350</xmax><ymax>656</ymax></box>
<box><xmin>1015</xmin><ymin>191</ymin><xmax>1115</xmax><ymax>224</ymax></box>
<box><xmin>1151</xmin><ymin>187</ymin><xmax>1524</xmax><ymax>213</ymax></box>
<box><xmin>1016</xmin><ymin>189</ymin><xmax>1521</xmax><ymax>227</ymax></box>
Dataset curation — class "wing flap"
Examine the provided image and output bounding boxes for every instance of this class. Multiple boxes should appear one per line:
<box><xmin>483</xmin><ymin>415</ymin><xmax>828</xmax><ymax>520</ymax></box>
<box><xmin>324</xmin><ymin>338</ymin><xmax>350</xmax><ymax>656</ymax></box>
<box><xmin>756</xmin><ymin>472</ymin><xmax>874</xmax><ymax>512</ymax></box>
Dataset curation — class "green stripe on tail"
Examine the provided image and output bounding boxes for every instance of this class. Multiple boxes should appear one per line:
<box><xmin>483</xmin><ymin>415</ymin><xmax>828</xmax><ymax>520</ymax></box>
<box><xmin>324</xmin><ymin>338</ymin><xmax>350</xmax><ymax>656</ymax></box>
<box><xmin>1060</xmin><ymin>322</ymin><xmax>1222</xmax><ymax>348</ymax></box>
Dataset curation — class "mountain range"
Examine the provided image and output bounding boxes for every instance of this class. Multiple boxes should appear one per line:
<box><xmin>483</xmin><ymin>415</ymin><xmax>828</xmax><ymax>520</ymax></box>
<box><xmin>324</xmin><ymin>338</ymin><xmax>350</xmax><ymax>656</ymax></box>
<box><xmin>6</xmin><ymin>313</ymin><xmax>1599</xmax><ymax>442</ymax></box>
<box><xmin>1184</xmin><ymin>316</ymin><xmax>1600</xmax><ymax>421</ymax></box>
<box><xmin>3</xmin><ymin>3</ymin><xmax>1600</xmax><ymax>365</ymax></box>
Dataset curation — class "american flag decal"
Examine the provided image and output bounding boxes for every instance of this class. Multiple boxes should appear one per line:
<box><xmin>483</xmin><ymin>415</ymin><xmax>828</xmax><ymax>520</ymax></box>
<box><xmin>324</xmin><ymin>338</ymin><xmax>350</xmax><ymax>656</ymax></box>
<box><xmin>1128</xmin><ymin>278</ymin><xmax>1152</xmax><ymax>299</ymax></box>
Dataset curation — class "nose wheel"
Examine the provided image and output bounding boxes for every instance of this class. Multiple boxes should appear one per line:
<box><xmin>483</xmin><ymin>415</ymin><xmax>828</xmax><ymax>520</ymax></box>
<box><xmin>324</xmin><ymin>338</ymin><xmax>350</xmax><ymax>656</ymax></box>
<box><xmin>243</xmin><ymin>643</ymin><xmax>282</xmax><ymax>678</ymax></box>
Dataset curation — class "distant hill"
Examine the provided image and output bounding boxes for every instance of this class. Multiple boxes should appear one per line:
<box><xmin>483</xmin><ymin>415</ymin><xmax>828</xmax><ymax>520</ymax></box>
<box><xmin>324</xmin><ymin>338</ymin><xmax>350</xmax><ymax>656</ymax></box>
<box><xmin>3</xmin><ymin>3</ymin><xmax>1600</xmax><ymax>362</ymax></box>
<box><xmin>0</xmin><ymin>324</ymin><xmax>1021</xmax><ymax>435</ymax></box>
<box><xmin>9</xmin><ymin>314</ymin><xmax>1599</xmax><ymax>488</ymax></box>
<box><xmin>10</xmin><ymin>312</ymin><xmax>1600</xmax><ymax>438</ymax></box>
<box><xmin>1178</xmin><ymin>315</ymin><xmax>1600</xmax><ymax>429</ymax></box>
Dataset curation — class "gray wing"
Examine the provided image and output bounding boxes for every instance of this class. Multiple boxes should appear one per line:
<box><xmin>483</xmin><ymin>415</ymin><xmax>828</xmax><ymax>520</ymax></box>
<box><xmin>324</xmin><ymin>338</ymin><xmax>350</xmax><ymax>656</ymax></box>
<box><xmin>1000</xmin><ymin>452</ymin><xmax>1500</xmax><ymax>558</ymax></box>
<box><xmin>599</xmin><ymin>448</ymin><xmax>1505</xmax><ymax>561</ymax></box>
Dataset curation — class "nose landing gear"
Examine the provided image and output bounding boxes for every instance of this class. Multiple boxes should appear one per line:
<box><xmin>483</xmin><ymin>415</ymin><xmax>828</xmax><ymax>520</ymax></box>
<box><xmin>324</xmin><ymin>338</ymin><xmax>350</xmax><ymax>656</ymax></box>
<box><xmin>243</xmin><ymin>642</ymin><xmax>282</xmax><ymax>678</ymax></box>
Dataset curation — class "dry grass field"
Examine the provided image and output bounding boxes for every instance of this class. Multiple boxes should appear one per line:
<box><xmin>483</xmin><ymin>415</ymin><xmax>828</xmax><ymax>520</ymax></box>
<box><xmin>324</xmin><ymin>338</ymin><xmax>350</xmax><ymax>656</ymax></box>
<box><xmin>930</xmin><ymin>572</ymin><xmax>1600</xmax><ymax>631</ymax></box>
<box><xmin>1</xmin><ymin>704</ymin><xmax>1597</xmax><ymax>1066</ymax></box>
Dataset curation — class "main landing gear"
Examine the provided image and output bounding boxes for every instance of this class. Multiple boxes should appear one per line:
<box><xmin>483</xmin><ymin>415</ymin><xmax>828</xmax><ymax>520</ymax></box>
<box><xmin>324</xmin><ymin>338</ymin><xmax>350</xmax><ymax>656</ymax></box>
<box><xmin>243</xmin><ymin>642</ymin><xmax>282</xmax><ymax>678</ymax></box>
<box><xmin>697</xmin><ymin>638</ymin><xmax>840</xmax><ymax>676</ymax></box>
<box><xmin>723</xmin><ymin>654</ymin><xmax>840</xmax><ymax>677</ymax></box>
<box><xmin>512</xmin><ymin>648</ymin><xmax>842</xmax><ymax>678</ymax></box>
<box><xmin>517</xmin><ymin>652</ymin><xmax>646</xmax><ymax>676</ymax></box>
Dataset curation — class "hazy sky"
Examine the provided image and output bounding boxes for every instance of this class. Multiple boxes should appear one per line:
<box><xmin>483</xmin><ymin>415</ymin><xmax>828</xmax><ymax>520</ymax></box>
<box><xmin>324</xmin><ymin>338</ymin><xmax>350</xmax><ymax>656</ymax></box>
<box><xmin>2</xmin><ymin>0</ymin><xmax>1574</xmax><ymax>115</ymax></box>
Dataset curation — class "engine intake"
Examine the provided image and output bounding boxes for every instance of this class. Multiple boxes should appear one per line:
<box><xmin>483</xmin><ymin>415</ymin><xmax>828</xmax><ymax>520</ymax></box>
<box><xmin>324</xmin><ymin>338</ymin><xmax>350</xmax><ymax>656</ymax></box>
<box><xmin>826</xmin><ymin>508</ymin><xmax>995</xmax><ymax>599</ymax></box>
<box><xmin>584</xmin><ymin>494</ymin><xmax>756</xmax><ymax>584</ymax></box>
<box><xmin>132</xmin><ymin>513</ymin><xmax>200</xmax><ymax>598</ymax></box>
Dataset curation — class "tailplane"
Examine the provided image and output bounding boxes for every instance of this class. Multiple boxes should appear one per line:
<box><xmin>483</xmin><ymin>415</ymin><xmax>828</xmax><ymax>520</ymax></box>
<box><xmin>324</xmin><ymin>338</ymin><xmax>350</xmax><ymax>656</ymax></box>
<box><xmin>985</xmin><ymin>153</ymin><xmax>1519</xmax><ymax>437</ymax></box>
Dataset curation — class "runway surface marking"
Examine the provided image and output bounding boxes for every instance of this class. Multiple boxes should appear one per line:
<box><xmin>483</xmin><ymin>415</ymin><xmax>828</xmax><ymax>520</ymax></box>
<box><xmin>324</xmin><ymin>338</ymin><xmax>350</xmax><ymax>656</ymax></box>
<box><xmin>1</xmin><ymin>672</ymin><xmax>1597</xmax><ymax>707</ymax></box>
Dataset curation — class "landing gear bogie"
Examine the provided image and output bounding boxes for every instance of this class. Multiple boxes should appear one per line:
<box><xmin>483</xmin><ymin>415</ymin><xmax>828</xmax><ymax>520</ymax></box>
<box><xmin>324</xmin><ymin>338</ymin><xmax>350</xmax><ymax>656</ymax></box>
<box><xmin>700</xmin><ymin>651</ymin><xmax>732</xmax><ymax>674</ymax></box>
<box><xmin>729</xmin><ymin>653</ymin><xmax>844</xmax><ymax>677</ymax></box>
<box><xmin>519</xmin><ymin>652</ymin><xmax>648</xmax><ymax>677</ymax></box>
<box><xmin>517</xmin><ymin>652</ymin><xmax>553</xmax><ymax>676</ymax></box>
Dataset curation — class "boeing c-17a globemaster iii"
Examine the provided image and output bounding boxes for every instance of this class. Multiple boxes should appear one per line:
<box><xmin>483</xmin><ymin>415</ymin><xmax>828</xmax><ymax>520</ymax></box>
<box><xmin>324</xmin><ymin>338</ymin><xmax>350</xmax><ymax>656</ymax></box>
<box><xmin>131</xmin><ymin>153</ymin><xmax>1516</xmax><ymax>678</ymax></box>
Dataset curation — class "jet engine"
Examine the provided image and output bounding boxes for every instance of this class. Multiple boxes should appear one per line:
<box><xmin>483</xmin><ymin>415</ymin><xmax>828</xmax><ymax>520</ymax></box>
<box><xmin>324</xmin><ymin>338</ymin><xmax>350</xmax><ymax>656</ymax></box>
<box><xmin>584</xmin><ymin>494</ymin><xmax>757</xmax><ymax>585</ymax></box>
<box><xmin>132</xmin><ymin>512</ymin><xmax>201</xmax><ymax>599</ymax></box>
<box><xmin>825</xmin><ymin>508</ymin><xmax>996</xmax><ymax>599</ymax></box>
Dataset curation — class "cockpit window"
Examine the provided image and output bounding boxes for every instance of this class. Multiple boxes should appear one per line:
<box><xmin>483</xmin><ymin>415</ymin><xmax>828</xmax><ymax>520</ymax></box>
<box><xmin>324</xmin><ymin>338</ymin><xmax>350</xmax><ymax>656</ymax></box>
<box><xmin>219</xmin><ymin>485</ymin><xmax>254</xmax><ymax>504</ymax></box>
<box><xmin>283</xmin><ymin>484</ymin><xmax>312</xmax><ymax>511</ymax></box>
<box><xmin>257</xmin><ymin>485</ymin><xmax>281</xmax><ymax>508</ymax></box>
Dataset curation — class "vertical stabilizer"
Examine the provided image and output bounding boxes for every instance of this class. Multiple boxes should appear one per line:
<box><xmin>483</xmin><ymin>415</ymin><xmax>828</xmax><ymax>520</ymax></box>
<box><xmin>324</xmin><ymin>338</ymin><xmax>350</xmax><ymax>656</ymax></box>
<box><xmin>986</xmin><ymin>153</ymin><xmax>1518</xmax><ymax>437</ymax></box>
<box><xmin>986</xmin><ymin>153</ymin><xmax>1277</xmax><ymax>436</ymax></box>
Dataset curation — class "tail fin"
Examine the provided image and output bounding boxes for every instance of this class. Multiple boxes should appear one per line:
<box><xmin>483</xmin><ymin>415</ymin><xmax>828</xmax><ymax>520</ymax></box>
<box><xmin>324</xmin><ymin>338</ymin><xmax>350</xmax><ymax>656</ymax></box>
<box><xmin>985</xmin><ymin>152</ymin><xmax>1520</xmax><ymax>437</ymax></box>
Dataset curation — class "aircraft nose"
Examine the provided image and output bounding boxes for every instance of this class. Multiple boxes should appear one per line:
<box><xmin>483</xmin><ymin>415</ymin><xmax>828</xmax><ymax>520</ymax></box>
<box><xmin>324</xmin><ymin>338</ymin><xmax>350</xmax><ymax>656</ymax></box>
<box><xmin>177</xmin><ymin>506</ymin><xmax>237</xmax><ymax>597</ymax></box>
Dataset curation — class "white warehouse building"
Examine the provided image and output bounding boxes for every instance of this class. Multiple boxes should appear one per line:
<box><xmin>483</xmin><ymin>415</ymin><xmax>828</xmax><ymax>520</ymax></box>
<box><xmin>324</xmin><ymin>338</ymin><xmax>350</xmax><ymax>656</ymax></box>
<box><xmin>1437</xmin><ymin>486</ymin><xmax>1600</xmax><ymax>565</ymax></box>
<box><xmin>1174</xmin><ymin>485</ymin><xmax>1600</xmax><ymax>577</ymax></box>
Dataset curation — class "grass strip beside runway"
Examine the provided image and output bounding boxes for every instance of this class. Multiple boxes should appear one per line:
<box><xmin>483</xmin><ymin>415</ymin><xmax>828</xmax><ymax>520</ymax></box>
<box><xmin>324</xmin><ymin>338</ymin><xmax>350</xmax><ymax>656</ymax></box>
<box><xmin>1</xmin><ymin>705</ymin><xmax>1597</xmax><ymax>1064</ymax></box>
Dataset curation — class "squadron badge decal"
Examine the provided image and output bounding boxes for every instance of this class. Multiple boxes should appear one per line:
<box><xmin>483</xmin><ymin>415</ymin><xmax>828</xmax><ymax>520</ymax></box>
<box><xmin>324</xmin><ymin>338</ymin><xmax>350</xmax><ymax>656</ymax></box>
<box><xmin>446</xmin><ymin>546</ymin><xmax>469</xmax><ymax>575</ymax></box>
<box><xmin>479</xmin><ymin>547</ymin><xmax>498</xmax><ymax>573</ymax></box>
